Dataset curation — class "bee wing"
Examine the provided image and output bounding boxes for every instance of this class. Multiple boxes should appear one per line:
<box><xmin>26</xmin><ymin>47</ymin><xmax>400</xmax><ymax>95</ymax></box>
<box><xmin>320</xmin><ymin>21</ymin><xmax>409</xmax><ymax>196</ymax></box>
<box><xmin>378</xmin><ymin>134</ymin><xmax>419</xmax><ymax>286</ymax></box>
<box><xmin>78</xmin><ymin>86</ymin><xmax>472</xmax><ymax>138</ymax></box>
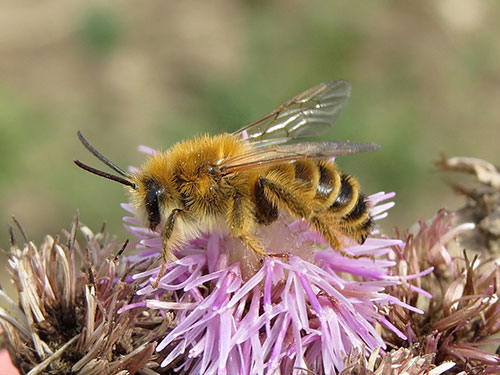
<box><xmin>232</xmin><ymin>80</ymin><xmax>352</xmax><ymax>147</ymax></box>
<box><xmin>219</xmin><ymin>141</ymin><xmax>379</xmax><ymax>174</ymax></box>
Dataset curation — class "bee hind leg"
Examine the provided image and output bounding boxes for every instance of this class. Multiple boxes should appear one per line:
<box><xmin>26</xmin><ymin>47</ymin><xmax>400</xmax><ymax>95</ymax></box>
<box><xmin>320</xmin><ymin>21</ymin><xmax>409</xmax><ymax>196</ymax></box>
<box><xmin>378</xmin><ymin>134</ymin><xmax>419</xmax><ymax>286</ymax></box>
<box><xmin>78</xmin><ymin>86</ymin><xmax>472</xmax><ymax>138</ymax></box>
<box><xmin>310</xmin><ymin>213</ymin><xmax>356</xmax><ymax>258</ymax></box>
<box><xmin>238</xmin><ymin>233</ymin><xmax>268</xmax><ymax>257</ymax></box>
<box><xmin>258</xmin><ymin>177</ymin><xmax>312</xmax><ymax>219</ymax></box>
<box><xmin>228</xmin><ymin>192</ymin><xmax>268</xmax><ymax>257</ymax></box>
<box><xmin>259</xmin><ymin>177</ymin><xmax>357</xmax><ymax>257</ymax></box>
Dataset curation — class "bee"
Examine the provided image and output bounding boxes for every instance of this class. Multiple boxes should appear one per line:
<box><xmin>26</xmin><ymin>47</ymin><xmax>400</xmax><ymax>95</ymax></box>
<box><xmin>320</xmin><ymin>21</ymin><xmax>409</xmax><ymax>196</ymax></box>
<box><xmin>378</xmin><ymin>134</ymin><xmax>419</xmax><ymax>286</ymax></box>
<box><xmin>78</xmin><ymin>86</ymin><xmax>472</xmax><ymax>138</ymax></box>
<box><xmin>75</xmin><ymin>80</ymin><xmax>379</xmax><ymax>285</ymax></box>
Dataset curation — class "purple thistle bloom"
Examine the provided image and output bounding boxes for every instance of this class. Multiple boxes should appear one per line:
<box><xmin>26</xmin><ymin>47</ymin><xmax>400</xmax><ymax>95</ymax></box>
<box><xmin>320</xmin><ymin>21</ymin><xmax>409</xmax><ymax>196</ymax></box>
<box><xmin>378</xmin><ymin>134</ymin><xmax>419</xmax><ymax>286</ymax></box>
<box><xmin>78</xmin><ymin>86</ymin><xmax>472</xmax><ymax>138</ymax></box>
<box><xmin>120</xmin><ymin>189</ymin><xmax>432</xmax><ymax>375</ymax></box>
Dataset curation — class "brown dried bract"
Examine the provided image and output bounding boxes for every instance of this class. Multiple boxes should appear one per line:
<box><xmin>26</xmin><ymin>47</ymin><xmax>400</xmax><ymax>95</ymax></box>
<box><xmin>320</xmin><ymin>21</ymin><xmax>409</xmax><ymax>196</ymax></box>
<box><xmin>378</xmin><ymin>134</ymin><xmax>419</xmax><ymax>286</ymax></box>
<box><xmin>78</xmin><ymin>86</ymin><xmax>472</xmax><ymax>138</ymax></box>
<box><xmin>436</xmin><ymin>154</ymin><xmax>500</xmax><ymax>254</ymax></box>
<box><xmin>385</xmin><ymin>209</ymin><xmax>500</xmax><ymax>373</ymax></box>
<box><xmin>0</xmin><ymin>215</ymin><xmax>172</xmax><ymax>375</ymax></box>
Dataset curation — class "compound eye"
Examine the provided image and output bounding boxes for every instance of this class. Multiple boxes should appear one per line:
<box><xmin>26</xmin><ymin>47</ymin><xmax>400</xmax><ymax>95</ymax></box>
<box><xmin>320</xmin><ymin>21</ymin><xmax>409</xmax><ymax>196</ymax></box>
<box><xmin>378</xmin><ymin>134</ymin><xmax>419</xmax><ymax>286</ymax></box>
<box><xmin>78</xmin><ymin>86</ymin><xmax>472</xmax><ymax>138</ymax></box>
<box><xmin>144</xmin><ymin>179</ymin><xmax>164</xmax><ymax>230</ymax></box>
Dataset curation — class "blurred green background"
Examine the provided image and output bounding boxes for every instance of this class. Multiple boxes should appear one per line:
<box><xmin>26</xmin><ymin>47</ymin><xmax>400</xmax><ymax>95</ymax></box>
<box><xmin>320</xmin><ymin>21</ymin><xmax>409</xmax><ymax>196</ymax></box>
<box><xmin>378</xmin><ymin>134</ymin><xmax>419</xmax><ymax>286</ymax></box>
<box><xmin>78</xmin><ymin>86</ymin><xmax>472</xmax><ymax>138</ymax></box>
<box><xmin>1</xmin><ymin>1</ymin><xmax>499</xmax><ymax>251</ymax></box>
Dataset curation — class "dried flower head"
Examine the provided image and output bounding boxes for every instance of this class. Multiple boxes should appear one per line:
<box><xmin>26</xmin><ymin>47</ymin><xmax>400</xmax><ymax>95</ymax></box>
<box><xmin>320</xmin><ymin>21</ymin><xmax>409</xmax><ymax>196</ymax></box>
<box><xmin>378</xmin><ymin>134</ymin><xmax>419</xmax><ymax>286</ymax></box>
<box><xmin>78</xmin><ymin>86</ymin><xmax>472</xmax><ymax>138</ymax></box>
<box><xmin>0</xmin><ymin>216</ymin><xmax>170</xmax><ymax>375</ymax></box>
<box><xmin>436</xmin><ymin>155</ymin><xmax>500</xmax><ymax>253</ymax></box>
<box><xmin>340</xmin><ymin>347</ymin><xmax>456</xmax><ymax>375</ymax></box>
<box><xmin>381</xmin><ymin>155</ymin><xmax>500</xmax><ymax>374</ymax></box>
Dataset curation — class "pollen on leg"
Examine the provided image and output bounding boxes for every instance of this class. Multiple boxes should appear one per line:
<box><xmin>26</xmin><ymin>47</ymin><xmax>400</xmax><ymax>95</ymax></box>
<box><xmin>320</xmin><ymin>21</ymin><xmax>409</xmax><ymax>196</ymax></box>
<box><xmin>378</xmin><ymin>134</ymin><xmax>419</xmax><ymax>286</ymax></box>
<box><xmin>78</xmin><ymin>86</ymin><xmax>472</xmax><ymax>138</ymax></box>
<box><xmin>239</xmin><ymin>233</ymin><xmax>268</xmax><ymax>257</ymax></box>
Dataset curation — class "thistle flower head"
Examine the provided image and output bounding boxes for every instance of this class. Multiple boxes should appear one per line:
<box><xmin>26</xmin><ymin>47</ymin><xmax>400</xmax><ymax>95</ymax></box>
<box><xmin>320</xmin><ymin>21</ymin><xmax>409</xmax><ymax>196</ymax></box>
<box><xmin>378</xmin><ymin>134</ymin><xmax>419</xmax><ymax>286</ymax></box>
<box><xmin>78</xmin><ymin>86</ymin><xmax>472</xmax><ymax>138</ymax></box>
<box><xmin>3</xmin><ymin>152</ymin><xmax>498</xmax><ymax>375</ymax></box>
<box><xmin>121</xmin><ymin>188</ymin><xmax>431</xmax><ymax>375</ymax></box>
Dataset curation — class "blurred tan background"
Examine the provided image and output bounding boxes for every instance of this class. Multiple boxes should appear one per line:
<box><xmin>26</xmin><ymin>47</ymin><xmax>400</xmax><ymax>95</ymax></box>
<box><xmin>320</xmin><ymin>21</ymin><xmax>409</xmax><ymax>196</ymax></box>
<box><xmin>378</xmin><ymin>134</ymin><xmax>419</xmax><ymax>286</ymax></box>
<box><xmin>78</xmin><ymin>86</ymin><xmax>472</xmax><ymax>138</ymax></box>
<box><xmin>1</xmin><ymin>0</ymin><xmax>499</xmax><ymax>251</ymax></box>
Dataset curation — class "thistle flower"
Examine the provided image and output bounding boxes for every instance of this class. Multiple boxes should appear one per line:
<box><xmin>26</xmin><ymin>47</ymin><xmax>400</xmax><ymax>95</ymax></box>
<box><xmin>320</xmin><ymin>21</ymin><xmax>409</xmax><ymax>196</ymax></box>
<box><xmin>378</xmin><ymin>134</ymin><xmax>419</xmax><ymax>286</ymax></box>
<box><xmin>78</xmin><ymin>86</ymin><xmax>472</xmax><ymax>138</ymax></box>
<box><xmin>121</xmin><ymin>190</ymin><xmax>432</xmax><ymax>375</ymax></box>
<box><xmin>4</xmin><ymin>153</ymin><xmax>498</xmax><ymax>375</ymax></box>
<box><xmin>0</xmin><ymin>216</ymin><xmax>170</xmax><ymax>375</ymax></box>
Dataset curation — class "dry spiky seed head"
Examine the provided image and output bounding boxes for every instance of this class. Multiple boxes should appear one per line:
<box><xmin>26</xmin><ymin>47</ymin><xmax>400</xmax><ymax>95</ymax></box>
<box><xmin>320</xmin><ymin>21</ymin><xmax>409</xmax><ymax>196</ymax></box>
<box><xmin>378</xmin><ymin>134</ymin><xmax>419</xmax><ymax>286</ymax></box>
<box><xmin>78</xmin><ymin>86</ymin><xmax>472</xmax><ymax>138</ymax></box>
<box><xmin>436</xmin><ymin>155</ymin><xmax>500</xmax><ymax>253</ymax></box>
<box><xmin>0</xmin><ymin>216</ymin><xmax>171</xmax><ymax>375</ymax></box>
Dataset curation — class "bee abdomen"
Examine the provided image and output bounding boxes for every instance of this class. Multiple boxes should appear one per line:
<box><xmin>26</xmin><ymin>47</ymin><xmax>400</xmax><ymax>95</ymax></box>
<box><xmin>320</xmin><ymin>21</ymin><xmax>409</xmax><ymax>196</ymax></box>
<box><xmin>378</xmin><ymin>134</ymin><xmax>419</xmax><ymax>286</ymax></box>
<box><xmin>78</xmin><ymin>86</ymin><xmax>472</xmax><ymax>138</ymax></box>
<box><xmin>294</xmin><ymin>161</ymin><xmax>317</xmax><ymax>190</ymax></box>
<box><xmin>300</xmin><ymin>161</ymin><xmax>340</xmax><ymax>207</ymax></box>
<box><xmin>343</xmin><ymin>193</ymin><xmax>373</xmax><ymax>241</ymax></box>
<box><xmin>331</xmin><ymin>173</ymin><xmax>373</xmax><ymax>244</ymax></box>
<box><xmin>328</xmin><ymin>173</ymin><xmax>359</xmax><ymax>215</ymax></box>
<box><xmin>305</xmin><ymin>162</ymin><xmax>373</xmax><ymax>244</ymax></box>
<box><xmin>344</xmin><ymin>193</ymin><xmax>369</xmax><ymax>224</ymax></box>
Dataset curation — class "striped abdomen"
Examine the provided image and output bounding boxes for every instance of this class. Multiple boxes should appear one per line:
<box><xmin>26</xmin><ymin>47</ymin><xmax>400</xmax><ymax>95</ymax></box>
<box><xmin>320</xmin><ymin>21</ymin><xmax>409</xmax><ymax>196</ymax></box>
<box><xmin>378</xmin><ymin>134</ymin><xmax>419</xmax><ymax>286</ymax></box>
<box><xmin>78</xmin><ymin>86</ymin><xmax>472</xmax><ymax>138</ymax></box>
<box><xmin>316</xmin><ymin>161</ymin><xmax>373</xmax><ymax>244</ymax></box>
<box><xmin>254</xmin><ymin>160</ymin><xmax>373</xmax><ymax>247</ymax></box>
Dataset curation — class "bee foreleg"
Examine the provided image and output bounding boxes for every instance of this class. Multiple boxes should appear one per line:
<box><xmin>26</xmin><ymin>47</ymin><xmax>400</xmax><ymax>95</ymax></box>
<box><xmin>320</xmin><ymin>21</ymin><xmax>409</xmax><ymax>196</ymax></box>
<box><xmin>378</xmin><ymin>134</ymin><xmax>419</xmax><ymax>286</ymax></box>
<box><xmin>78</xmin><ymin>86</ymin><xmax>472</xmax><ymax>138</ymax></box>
<box><xmin>161</xmin><ymin>208</ymin><xmax>184</xmax><ymax>261</ymax></box>
<box><xmin>228</xmin><ymin>192</ymin><xmax>268</xmax><ymax>257</ymax></box>
<box><xmin>153</xmin><ymin>208</ymin><xmax>184</xmax><ymax>288</ymax></box>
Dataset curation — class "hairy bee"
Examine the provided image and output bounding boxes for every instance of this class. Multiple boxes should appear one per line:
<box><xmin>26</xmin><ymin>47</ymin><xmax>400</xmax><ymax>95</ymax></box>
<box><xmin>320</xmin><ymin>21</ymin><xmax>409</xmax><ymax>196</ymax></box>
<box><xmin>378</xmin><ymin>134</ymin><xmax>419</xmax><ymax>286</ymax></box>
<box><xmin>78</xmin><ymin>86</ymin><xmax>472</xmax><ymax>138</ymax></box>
<box><xmin>75</xmin><ymin>80</ymin><xmax>379</xmax><ymax>284</ymax></box>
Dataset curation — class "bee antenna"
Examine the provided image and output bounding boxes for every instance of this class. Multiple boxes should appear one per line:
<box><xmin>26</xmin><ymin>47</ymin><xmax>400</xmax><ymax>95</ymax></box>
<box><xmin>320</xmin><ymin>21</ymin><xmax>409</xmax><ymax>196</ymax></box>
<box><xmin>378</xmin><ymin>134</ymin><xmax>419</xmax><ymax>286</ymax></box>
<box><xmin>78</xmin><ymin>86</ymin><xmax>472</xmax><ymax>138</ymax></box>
<box><xmin>74</xmin><ymin>160</ymin><xmax>138</xmax><ymax>190</ymax></box>
<box><xmin>77</xmin><ymin>130</ymin><xmax>130</xmax><ymax>178</ymax></box>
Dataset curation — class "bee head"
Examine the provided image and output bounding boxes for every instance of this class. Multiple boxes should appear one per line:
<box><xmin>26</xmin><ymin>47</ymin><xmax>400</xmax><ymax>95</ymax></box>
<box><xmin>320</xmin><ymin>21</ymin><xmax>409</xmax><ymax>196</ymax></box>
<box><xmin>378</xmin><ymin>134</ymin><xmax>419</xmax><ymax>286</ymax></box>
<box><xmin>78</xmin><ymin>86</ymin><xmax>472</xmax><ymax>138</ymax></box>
<box><xmin>141</xmin><ymin>178</ymin><xmax>165</xmax><ymax>230</ymax></box>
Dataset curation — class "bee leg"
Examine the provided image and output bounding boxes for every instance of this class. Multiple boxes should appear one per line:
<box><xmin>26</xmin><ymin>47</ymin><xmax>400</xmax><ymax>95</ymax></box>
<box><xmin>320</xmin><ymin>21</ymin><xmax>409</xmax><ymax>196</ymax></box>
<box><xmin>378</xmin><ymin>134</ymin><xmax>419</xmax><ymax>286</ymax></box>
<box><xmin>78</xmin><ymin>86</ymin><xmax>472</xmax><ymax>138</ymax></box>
<box><xmin>239</xmin><ymin>233</ymin><xmax>268</xmax><ymax>257</ymax></box>
<box><xmin>259</xmin><ymin>177</ymin><xmax>353</xmax><ymax>258</ymax></box>
<box><xmin>310</xmin><ymin>214</ymin><xmax>342</xmax><ymax>250</ymax></box>
<box><xmin>258</xmin><ymin>177</ymin><xmax>312</xmax><ymax>219</ymax></box>
<box><xmin>228</xmin><ymin>192</ymin><xmax>268</xmax><ymax>257</ymax></box>
<box><xmin>310</xmin><ymin>213</ymin><xmax>356</xmax><ymax>258</ymax></box>
<box><xmin>153</xmin><ymin>208</ymin><xmax>184</xmax><ymax>288</ymax></box>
